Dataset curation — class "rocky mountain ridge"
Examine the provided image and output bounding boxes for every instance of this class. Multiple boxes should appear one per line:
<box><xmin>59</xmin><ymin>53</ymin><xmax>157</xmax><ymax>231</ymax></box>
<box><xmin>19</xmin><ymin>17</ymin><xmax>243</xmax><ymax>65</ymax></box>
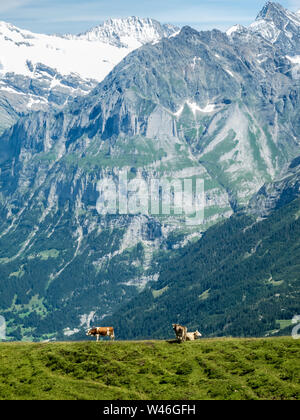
<box><xmin>71</xmin><ymin>17</ymin><xmax>179</xmax><ymax>48</ymax></box>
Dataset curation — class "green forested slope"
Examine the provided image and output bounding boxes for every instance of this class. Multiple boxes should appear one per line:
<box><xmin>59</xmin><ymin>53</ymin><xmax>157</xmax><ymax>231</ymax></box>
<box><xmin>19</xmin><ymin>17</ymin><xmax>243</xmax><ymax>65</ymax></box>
<box><xmin>107</xmin><ymin>198</ymin><xmax>300</xmax><ymax>339</ymax></box>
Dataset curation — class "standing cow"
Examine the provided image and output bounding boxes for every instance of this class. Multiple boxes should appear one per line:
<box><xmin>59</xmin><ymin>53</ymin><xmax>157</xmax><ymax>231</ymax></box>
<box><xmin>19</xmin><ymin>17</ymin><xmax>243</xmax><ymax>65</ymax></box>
<box><xmin>86</xmin><ymin>327</ymin><xmax>115</xmax><ymax>342</ymax></box>
<box><xmin>172</xmin><ymin>323</ymin><xmax>187</xmax><ymax>343</ymax></box>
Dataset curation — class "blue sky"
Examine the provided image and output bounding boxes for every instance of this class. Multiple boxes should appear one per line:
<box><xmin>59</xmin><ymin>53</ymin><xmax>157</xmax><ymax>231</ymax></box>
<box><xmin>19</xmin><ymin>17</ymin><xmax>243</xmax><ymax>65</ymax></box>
<box><xmin>0</xmin><ymin>0</ymin><xmax>300</xmax><ymax>34</ymax></box>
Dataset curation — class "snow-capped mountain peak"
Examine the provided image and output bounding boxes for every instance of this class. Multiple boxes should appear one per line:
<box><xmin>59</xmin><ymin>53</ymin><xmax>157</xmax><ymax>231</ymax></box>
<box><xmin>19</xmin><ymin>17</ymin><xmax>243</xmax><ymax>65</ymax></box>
<box><xmin>226</xmin><ymin>24</ymin><xmax>246</xmax><ymax>37</ymax></box>
<box><xmin>258</xmin><ymin>1</ymin><xmax>300</xmax><ymax>24</ymax></box>
<box><xmin>253</xmin><ymin>2</ymin><xmax>300</xmax><ymax>28</ymax></box>
<box><xmin>249</xmin><ymin>1</ymin><xmax>300</xmax><ymax>52</ymax></box>
<box><xmin>68</xmin><ymin>16</ymin><xmax>179</xmax><ymax>49</ymax></box>
<box><xmin>256</xmin><ymin>1</ymin><xmax>286</xmax><ymax>20</ymax></box>
<box><xmin>0</xmin><ymin>17</ymin><xmax>179</xmax><ymax>82</ymax></box>
<box><xmin>0</xmin><ymin>16</ymin><xmax>179</xmax><ymax>133</ymax></box>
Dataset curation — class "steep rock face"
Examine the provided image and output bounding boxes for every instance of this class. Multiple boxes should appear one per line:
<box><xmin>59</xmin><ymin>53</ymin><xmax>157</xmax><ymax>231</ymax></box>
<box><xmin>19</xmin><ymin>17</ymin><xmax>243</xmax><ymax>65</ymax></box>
<box><xmin>0</xmin><ymin>3</ymin><xmax>300</xmax><ymax>340</ymax></box>
<box><xmin>62</xmin><ymin>23</ymin><xmax>300</xmax><ymax>206</ymax></box>
<box><xmin>247</xmin><ymin>156</ymin><xmax>300</xmax><ymax>217</ymax></box>
<box><xmin>3</xmin><ymin>22</ymin><xmax>298</xmax><ymax>209</ymax></box>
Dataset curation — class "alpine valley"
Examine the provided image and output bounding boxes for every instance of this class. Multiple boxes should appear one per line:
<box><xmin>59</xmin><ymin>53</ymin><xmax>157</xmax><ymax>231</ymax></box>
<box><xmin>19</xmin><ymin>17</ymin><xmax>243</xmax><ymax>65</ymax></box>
<box><xmin>0</xmin><ymin>2</ymin><xmax>300</xmax><ymax>341</ymax></box>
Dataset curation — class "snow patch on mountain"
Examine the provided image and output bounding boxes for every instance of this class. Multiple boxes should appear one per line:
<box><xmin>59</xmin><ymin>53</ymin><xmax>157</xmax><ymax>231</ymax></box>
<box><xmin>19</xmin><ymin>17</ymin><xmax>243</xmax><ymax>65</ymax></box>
<box><xmin>286</xmin><ymin>55</ymin><xmax>300</xmax><ymax>64</ymax></box>
<box><xmin>226</xmin><ymin>24</ymin><xmax>245</xmax><ymax>36</ymax></box>
<box><xmin>173</xmin><ymin>101</ymin><xmax>216</xmax><ymax>117</ymax></box>
<box><xmin>0</xmin><ymin>21</ymin><xmax>128</xmax><ymax>81</ymax></box>
<box><xmin>249</xmin><ymin>19</ymin><xmax>281</xmax><ymax>42</ymax></box>
<box><xmin>0</xmin><ymin>17</ymin><xmax>179</xmax><ymax>132</ymax></box>
<box><xmin>0</xmin><ymin>17</ymin><xmax>178</xmax><ymax>82</ymax></box>
<box><xmin>286</xmin><ymin>54</ymin><xmax>300</xmax><ymax>78</ymax></box>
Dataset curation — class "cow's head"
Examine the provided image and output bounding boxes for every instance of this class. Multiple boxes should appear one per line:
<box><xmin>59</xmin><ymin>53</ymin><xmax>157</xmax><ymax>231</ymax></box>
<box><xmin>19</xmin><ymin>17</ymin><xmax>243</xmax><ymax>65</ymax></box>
<box><xmin>194</xmin><ymin>330</ymin><xmax>202</xmax><ymax>338</ymax></box>
<box><xmin>86</xmin><ymin>329</ymin><xmax>93</xmax><ymax>336</ymax></box>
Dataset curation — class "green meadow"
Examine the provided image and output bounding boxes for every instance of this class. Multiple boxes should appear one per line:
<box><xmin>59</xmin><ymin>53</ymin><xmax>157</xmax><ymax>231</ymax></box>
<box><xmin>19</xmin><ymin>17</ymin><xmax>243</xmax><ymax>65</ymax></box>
<box><xmin>0</xmin><ymin>337</ymin><xmax>299</xmax><ymax>400</ymax></box>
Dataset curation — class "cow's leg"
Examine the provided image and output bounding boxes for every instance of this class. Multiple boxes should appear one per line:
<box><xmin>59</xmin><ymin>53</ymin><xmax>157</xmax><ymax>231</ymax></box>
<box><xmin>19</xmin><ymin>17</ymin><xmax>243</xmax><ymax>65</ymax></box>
<box><xmin>96</xmin><ymin>334</ymin><xmax>99</xmax><ymax>342</ymax></box>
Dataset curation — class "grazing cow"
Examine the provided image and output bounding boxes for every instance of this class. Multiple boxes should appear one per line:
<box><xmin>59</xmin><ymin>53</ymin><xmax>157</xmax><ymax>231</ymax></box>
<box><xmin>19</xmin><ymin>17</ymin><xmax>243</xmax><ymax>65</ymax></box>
<box><xmin>186</xmin><ymin>330</ymin><xmax>202</xmax><ymax>341</ymax></box>
<box><xmin>172</xmin><ymin>323</ymin><xmax>187</xmax><ymax>343</ymax></box>
<box><xmin>86</xmin><ymin>327</ymin><xmax>115</xmax><ymax>342</ymax></box>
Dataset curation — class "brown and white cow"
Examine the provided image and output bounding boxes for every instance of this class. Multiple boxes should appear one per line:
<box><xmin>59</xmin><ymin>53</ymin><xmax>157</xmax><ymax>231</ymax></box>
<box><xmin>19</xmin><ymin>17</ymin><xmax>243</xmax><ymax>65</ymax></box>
<box><xmin>86</xmin><ymin>327</ymin><xmax>115</xmax><ymax>342</ymax></box>
<box><xmin>172</xmin><ymin>323</ymin><xmax>187</xmax><ymax>343</ymax></box>
<box><xmin>186</xmin><ymin>330</ymin><xmax>202</xmax><ymax>341</ymax></box>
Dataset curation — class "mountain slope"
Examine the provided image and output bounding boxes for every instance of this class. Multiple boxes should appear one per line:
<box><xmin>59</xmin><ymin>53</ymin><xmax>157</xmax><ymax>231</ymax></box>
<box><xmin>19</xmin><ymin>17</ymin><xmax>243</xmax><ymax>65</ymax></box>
<box><xmin>104</xmin><ymin>160</ymin><xmax>300</xmax><ymax>339</ymax></box>
<box><xmin>0</xmin><ymin>2</ymin><xmax>300</xmax><ymax>341</ymax></box>
<box><xmin>248</xmin><ymin>156</ymin><xmax>300</xmax><ymax>216</ymax></box>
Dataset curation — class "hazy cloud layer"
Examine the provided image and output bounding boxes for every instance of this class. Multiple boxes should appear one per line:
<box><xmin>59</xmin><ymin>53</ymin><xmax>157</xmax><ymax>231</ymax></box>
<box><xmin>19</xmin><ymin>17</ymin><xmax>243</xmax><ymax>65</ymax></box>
<box><xmin>0</xmin><ymin>0</ymin><xmax>298</xmax><ymax>34</ymax></box>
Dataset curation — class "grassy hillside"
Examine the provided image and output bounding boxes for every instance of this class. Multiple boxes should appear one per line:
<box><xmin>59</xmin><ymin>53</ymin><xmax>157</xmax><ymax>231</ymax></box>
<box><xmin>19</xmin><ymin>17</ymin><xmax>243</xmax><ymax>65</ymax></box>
<box><xmin>0</xmin><ymin>337</ymin><xmax>299</xmax><ymax>400</ymax></box>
